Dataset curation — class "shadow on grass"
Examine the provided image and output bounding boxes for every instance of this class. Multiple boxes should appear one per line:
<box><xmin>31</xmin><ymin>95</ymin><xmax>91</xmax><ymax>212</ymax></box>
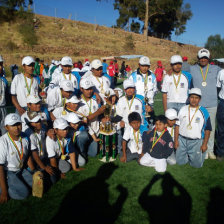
<box><xmin>207</xmin><ymin>187</ymin><xmax>224</xmax><ymax>224</ymax></box>
<box><xmin>50</xmin><ymin>163</ymin><xmax>128</xmax><ymax>224</ymax></box>
<box><xmin>138</xmin><ymin>172</ymin><xmax>192</xmax><ymax>224</ymax></box>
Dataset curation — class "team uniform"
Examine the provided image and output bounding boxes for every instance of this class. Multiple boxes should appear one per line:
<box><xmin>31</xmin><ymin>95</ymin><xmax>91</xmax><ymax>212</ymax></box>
<box><xmin>216</xmin><ymin>69</ymin><xmax>224</xmax><ymax>158</ymax></box>
<box><xmin>161</xmin><ymin>71</ymin><xmax>193</xmax><ymax>112</ymax></box>
<box><xmin>10</xmin><ymin>73</ymin><xmax>39</xmax><ymax>109</ymax></box>
<box><xmin>166</xmin><ymin>126</ymin><xmax>176</xmax><ymax>165</ymax></box>
<box><xmin>176</xmin><ymin>105</ymin><xmax>212</xmax><ymax>168</ymax></box>
<box><xmin>0</xmin><ymin>133</ymin><xmax>33</xmax><ymax>200</ymax></box>
<box><xmin>0</xmin><ymin>76</ymin><xmax>8</xmax><ymax>135</ymax></box>
<box><xmin>140</xmin><ymin>128</ymin><xmax>174</xmax><ymax>172</ymax></box>
<box><xmin>121</xmin><ymin>125</ymin><xmax>148</xmax><ymax>162</ymax></box>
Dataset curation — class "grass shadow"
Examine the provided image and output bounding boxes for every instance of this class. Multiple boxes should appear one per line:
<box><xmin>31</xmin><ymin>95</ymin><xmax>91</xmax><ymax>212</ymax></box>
<box><xmin>49</xmin><ymin>163</ymin><xmax>128</xmax><ymax>224</ymax></box>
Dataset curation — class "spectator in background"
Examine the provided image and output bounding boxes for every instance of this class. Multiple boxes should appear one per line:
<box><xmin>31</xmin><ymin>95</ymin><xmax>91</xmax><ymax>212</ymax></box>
<box><xmin>120</xmin><ymin>61</ymin><xmax>126</xmax><ymax>78</ymax></box>
<box><xmin>81</xmin><ymin>60</ymin><xmax>91</xmax><ymax>73</ymax></box>
<box><xmin>102</xmin><ymin>59</ymin><xmax>108</xmax><ymax>74</ymax></box>
<box><xmin>114</xmin><ymin>59</ymin><xmax>119</xmax><ymax>86</ymax></box>
<box><xmin>10</xmin><ymin>64</ymin><xmax>19</xmax><ymax>80</ymax></box>
<box><xmin>125</xmin><ymin>65</ymin><xmax>131</xmax><ymax>77</ymax></box>
<box><xmin>108</xmin><ymin>61</ymin><xmax>115</xmax><ymax>88</ymax></box>
<box><xmin>182</xmin><ymin>56</ymin><xmax>190</xmax><ymax>72</ymax></box>
<box><xmin>72</xmin><ymin>62</ymin><xmax>81</xmax><ymax>72</ymax></box>
<box><xmin>78</xmin><ymin>61</ymin><xmax>83</xmax><ymax>70</ymax></box>
<box><xmin>154</xmin><ymin>61</ymin><xmax>165</xmax><ymax>91</ymax></box>
<box><xmin>0</xmin><ymin>55</ymin><xmax>6</xmax><ymax>77</ymax></box>
<box><xmin>34</xmin><ymin>57</ymin><xmax>40</xmax><ymax>76</ymax></box>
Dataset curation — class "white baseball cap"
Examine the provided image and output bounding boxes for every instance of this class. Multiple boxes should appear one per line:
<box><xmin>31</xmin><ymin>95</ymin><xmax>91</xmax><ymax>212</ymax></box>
<box><xmin>114</xmin><ymin>87</ymin><xmax>123</xmax><ymax>98</ymax></box>
<box><xmin>139</xmin><ymin>56</ymin><xmax>150</xmax><ymax>66</ymax></box>
<box><xmin>27</xmin><ymin>95</ymin><xmax>41</xmax><ymax>104</ymax></box>
<box><xmin>22</xmin><ymin>56</ymin><xmax>35</xmax><ymax>66</ymax></box>
<box><xmin>66</xmin><ymin>113</ymin><xmax>81</xmax><ymax>124</ymax></box>
<box><xmin>53</xmin><ymin>118</ymin><xmax>69</xmax><ymax>129</ymax></box>
<box><xmin>66</xmin><ymin>95</ymin><xmax>80</xmax><ymax>104</ymax></box>
<box><xmin>165</xmin><ymin>109</ymin><xmax>178</xmax><ymax>120</ymax></box>
<box><xmin>60</xmin><ymin>80</ymin><xmax>74</xmax><ymax>92</ymax></box>
<box><xmin>0</xmin><ymin>55</ymin><xmax>3</xmax><ymax>62</ymax></box>
<box><xmin>51</xmin><ymin>60</ymin><xmax>55</xmax><ymax>64</ymax></box>
<box><xmin>198</xmin><ymin>48</ymin><xmax>210</xmax><ymax>59</ymax></box>
<box><xmin>170</xmin><ymin>55</ymin><xmax>183</xmax><ymax>64</ymax></box>
<box><xmin>91</xmin><ymin>59</ymin><xmax>102</xmax><ymax>69</ymax></box>
<box><xmin>189</xmin><ymin>88</ymin><xmax>202</xmax><ymax>96</ymax></box>
<box><xmin>61</xmin><ymin>56</ymin><xmax>73</xmax><ymax>66</ymax></box>
<box><xmin>27</xmin><ymin>114</ymin><xmax>41</xmax><ymax>123</ymax></box>
<box><xmin>123</xmin><ymin>79</ymin><xmax>135</xmax><ymax>90</ymax></box>
<box><xmin>5</xmin><ymin>113</ymin><xmax>21</xmax><ymax>126</ymax></box>
<box><xmin>80</xmin><ymin>78</ymin><xmax>94</xmax><ymax>89</ymax></box>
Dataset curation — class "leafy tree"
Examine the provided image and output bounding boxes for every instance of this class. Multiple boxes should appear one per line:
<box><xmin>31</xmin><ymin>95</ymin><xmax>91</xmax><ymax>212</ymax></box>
<box><xmin>205</xmin><ymin>35</ymin><xmax>224</xmax><ymax>59</ymax></box>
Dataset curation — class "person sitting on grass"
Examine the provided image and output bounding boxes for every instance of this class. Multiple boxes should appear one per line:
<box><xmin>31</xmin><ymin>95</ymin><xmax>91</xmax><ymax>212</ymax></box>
<box><xmin>46</xmin><ymin>118</ymin><xmax>85</xmax><ymax>181</ymax></box>
<box><xmin>139</xmin><ymin>115</ymin><xmax>174</xmax><ymax>173</ymax></box>
<box><xmin>174</xmin><ymin>88</ymin><xmax>212</xmax><ymax>168</ymax></box>
<box><xmin>0</xmin><ymin>113</ymin><xmax>33</xmax><ymax>203</ymax></box>
<box><xmin>120</xmin><ymin>112</ymin><xmax>148</xmax><ymax>163</ymax></box>
<box><xmin>165</xmin><ymin>108</ymin><xmax>178</xmax><ymax>165</ymax></box>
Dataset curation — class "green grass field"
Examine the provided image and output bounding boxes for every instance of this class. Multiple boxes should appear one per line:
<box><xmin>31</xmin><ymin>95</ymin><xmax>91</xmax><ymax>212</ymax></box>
<box><xmin>1</xmin><ymin>79</ymin><xmax>224</xmax><ymax>224</ymax></box>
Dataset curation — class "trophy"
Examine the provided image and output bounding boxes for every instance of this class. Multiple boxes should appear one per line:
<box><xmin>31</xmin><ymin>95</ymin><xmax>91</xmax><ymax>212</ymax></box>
<box><xmin>144</xmin><ymin>93</ymin><xmax>151</xmax><ymax>118</ymax></box>
<box><xmin>39</xmin><ymin>81</ymin><xmax>46</xmax><ymax>103</ymax></box>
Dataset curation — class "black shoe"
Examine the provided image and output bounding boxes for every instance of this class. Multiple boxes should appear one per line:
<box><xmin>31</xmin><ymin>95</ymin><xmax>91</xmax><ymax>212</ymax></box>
<box><xmin>216</xmin><ymin>156</ymin><xmax>224</xmax><ymax>161</ymax></box>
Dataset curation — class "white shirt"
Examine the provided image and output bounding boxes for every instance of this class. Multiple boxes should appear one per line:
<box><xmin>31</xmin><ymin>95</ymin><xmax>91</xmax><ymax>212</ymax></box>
<box><xmin>51</xmin><ymin>71</ymin><xmax>78</xmax><ymax>89</ymax></box>
<box><xmin>123</xmin><ymin>126</ymin><xmax>143</xmax><ymax>154</ymax></box>
<box><xmin>0</xmin><ymin>77</ymin><xmax>7</xmax><ymax>106</ymax></box>
<box><xmin>82</xmin><ymin>73</ymin><xmax>111</xmax><ymax>103</ymax></box>
<box><xmin>0</xmin><ymin>133</ymin><xmax>30</xmax><ymax>171</ymax></box>
<box><xmin>116</xmin><ymin>95</ymin><xmax>144</xmax><ymax>126</ymax></box>
<box><xmin>129</xmin><ymin>71</ymin><xmax>157</xmax><ymax>104</ymax></box>
<box><xmin>162</xmin><ymin>73</ymin><xmax>190</xmax><ymax>103</ymax></box>
<box><xmin>46</xmin><ymin>136</ymin><xmax>62</xmax><ymax>158</ymax></box>
<box><xmin>217</xmin><ymin>69</ymin><xmax>224</xmax><ymax>100</ymax></box>
<box><xmin>77</xmin><ymin>96</ymin><xmax>99</xmax><ymax>136</ymax></box>
<box><xmin>177</xmin><ymin>105</ymin><xmax>211</xmax><ymax>139</ymax></box>
<box><xmin>10</xmin><ymin>73</ymin><xmax>39</xmax><ymax>107</ymax></box>
<box><xmin>167</xmin><ymin>126</ymin><xmax>175</xmax><ymax>141</ymax></box>
<box><xmin>46</xmin><ymin>86</ymin><xmax>64</xmax><ymax>111</ymax></box>
<box><xmin>30</xmin><ymin>130</ymin><xmax>46</xmax><ymax>160</ymax></box>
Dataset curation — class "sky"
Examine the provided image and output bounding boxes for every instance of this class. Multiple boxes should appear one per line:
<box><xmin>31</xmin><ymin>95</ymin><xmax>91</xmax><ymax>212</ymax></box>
<box><xmin>32</xmin><ymin>0</ymin><xmax>224</xmax><ymax>47</ymax></box>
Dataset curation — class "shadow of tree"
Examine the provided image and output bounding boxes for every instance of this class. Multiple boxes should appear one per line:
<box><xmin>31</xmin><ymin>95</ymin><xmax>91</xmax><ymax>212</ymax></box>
<box><xmin>138</xmin><ymin>172</ymin><xmax>192</xmax><ymax>224</ymax></box>
<box><xmin>50</xmin><ymin>163</ymin><xmax>128</xmax><ymax>224</ymax></box>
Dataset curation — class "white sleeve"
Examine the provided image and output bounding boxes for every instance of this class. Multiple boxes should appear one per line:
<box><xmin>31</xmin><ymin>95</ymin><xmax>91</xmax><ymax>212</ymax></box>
<box><xmin>46</xmin><ymin>88</ymin><xmax>58</xmax><ymax>111</ymax></box>
<box><xmin>30</xmin><ymin>134</ymin><xmax>38</xmax><ymax>151</ymax></box>
<box><xmin>88</xmin><ymin>126</ymin><xmax>95</xmax><ymax>136</ymax></box>
<box><xmin>116</xmin><ymin>99</ymin><xmax>123</xmax><ymax>118</ymax></box>
<box><xmin>10</xmin><ymin>75</ymin><xmax>18</xmax><ymax>95</ymax></box>
<box><xmin>217</xmin><ymin>70</ymin><xmax>223</xmax><ymax>88</ymax></box>
<box><xmin>123</xmin><ymin>127</ymin><xmax>131</xmax><ymax>141</ymax></box>
<box><xmin>161</xmin><ymin>75</ymin><xmax>169</xmax><ymax>93</ymax></box>
<box><xmin>0</xmin><ymin>139</ymin><xmax>7</xmax><ymax>164</ymax></box>
<box><xmin>46</xmin><ymin>137</ymin><xmax>56</xmax><ymax>158</ymax></box>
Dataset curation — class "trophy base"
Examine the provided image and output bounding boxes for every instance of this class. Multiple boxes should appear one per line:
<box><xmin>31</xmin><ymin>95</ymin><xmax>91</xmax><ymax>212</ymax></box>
<box><xmin>99</xmin><ymin>129</ymin><xmax>116</xmax><ymax>136</ymax></box>
<box><xmin>145</xmin><ymin>115</ymin><xmax>151</xmax><ymax>118</ymax></box>
<box><xmin>99</xmin><ymin>156</ymin><xmax>116</xmax><ymax>163</ymax></box>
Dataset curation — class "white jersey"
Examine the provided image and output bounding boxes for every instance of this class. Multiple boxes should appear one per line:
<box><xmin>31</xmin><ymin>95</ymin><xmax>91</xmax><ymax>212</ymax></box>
<box><xmin>0</xmin><ymin>133</ymin><xmax>30</xmax><ymax>171</ymax></box>
<box><xmin>161</xmin><ymin>72</ymin><xmax>192</xmax><ymax>103</ymax></box>
<box><xmin>217</xmin><ymin>69</ymin><xmax>224</xmax><ymax>100</ymax></box>
<box><xmin>123</xmin><ymin>126</ymin><xmax>143</xmax><ymax>154</ymax></box>
<box><xmin>0</xmin><ymin>77</ymin><xmax>7</xmax><ymax>106</ymax></box>
<box><xmin>77</xmin><ymin>96</ymin><xmax>99</xmax><ymax>136</ymax></box>
<box><xmin>10</xmin><ymin>73</ymin><xmax>39</xmax><ymax>107</ymax></box>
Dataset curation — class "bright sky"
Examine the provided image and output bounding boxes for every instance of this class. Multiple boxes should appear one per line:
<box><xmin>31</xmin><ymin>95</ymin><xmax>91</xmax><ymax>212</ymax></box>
<box><xmin>33</xmin><ymin>0</ymin><xmax>224</xmax><ymax>47</ymax></box>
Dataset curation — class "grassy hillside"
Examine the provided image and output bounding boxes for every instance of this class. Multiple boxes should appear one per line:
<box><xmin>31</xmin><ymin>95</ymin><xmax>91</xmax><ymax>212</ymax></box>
<box><xmin>0</xmin><ymin>14</ymin><xmax>200</xmax><ymax>73</ymax></box>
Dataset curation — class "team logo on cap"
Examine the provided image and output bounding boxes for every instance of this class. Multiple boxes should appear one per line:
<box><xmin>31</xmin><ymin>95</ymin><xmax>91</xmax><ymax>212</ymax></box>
<box><xmin>143</xmin><ymin>58</ymin><xmax>147</xmax><ymax>62</ymax></box>
<box><xmin>11</xmin><ymin>115</ymin><xmax>18</xmax><ymax>120</ymax></box>
<box><xmin>85</xmin><ymin>80</ymin><xmax>90</xmax><ymax>85</ymax></box>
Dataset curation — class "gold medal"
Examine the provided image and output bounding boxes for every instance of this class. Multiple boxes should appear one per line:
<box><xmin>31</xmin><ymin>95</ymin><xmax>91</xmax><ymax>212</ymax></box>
<box><xmin>19</xmin><ymin>161</ymin><xmax>23</xmax><ymax>168</ymax></box>
<box><xmin>187</xmin><ymin>124</ymin><xmax>192</xmax><ymax>130</ymax></box>
<box><xmin>61</xmin><ymin>155</ymin><xmax>66</xmax><ymax>160</ymax></box>
<box><xmin>62</xmin><ymin>110</ymin><xmax>67</xmax><ymax>115</ymax></box>
<box><xmin>202</xmin><ymin>81</ymin><xmax>207</xmax><ymax>87</ymax></box>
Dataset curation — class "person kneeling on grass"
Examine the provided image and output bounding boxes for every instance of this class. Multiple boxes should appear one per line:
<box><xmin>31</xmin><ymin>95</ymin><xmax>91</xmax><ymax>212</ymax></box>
<box><xmin>120</xmin><ymin>112</ymin><xmax>148</xmax><ymax>163</ymax></box>
<box><xmin>46</xmin><ymin>118</ymin><xmax>85</xmax><ymax>180</ymax></box>
<box><xmin>0</xmin><ymin>113</ymin><xmax>33</xmax><ymax>203</ymax></box>
<box><xmin>174</xmin><ymin>88</ymin><xmax>211</xmax><ymax>168</ymax></box>
<box><xmin>139</xmin><ymin>115</ymin><xmax>174</xmax><ymax>173</ymax></box>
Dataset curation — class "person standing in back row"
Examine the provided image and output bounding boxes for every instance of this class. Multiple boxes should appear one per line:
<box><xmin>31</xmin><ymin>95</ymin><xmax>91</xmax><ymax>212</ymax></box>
<box><xmin>190</xmin><ymin>48</ymin><xmax>221</xmax><ymax>160</ymax></box>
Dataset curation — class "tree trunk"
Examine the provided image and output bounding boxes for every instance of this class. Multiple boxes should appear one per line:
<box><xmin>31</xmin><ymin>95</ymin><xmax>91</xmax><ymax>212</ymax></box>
<box><xmin>143</xmin><ymin>0</ymin><xmax>149</xmax><ymax>39</ymax></box>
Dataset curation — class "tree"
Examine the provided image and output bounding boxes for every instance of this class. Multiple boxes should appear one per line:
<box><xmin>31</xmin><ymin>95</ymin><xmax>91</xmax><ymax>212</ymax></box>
<box><xmin>205</xmin><ymin>35</ymin><xmax>224</xmax><ymax>59</ymax></box>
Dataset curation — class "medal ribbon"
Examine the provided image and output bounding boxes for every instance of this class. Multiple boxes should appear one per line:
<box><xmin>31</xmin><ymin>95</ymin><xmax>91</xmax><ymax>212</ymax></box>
<box><xmin>24</xmin><ymin>75</ymin><xmax>33</xmax><ymax>95</ymax></box>
<box><xmin>34</xmin><ymin>133</ymin><xmax>43</xmax><ymax>156</ymax></box>
<box><xmin>150</xmin><ymin>128</ymin><xmax>166</xmax><ymax>151</ymax></box>
<box><xmin>172</xmin><ymin>73</ymin><xmax>181</xmax><ymax>90</ymax></box>
<box><xmin>126</xmin><ymin>95</ymin><xmax>135</xmax><ymax>111</ymax></box>
<box><xmin>7</xmin><ymin>133</ymin><xmax>23</xmax><ymax>161</ymax></box>
<box><xmin>57</xmin><ymin>137</ymin><xmax>65</xmax><ymax>155</ymax></box>
<box><xmin>171</xmin><ymin>126</ymin><xmax>174</xmax><ymax>138</ymax></box>
<box><xmin>60</xmin><ymin>91</ymin><xmax>66</xmax><ymax>109</ymax></box>
<box><xmin>199</xmin><ymin>64</ymin><xmax>209</xmax><ymax>82</ymax></box>
<box><xmin>81</xmin><ymin>95</ymin><xmax>92</xmax><ymax>115</ymax></box>
<box><xmin>95</xmin><ymin>77</ymin><xmax>104</xmax><ymax>92</ymax></box>
<box><xmin>72</xmin><ymin>132</ymin><xmax>76</xmax><ymax>143</ymax></box>
<box><xmin>62</xmin><ymin>72</ymin><xmax>71</xmax><ymax>81</ymax></box>
<box><xmin>188</xmin><ymin>106</ymin><xmax>200</xmax><ymax>127</ymax></box>
<box><xmin>133</xmin><ymin>130</ymin><xmax>140</xmax><ymax>151</ymax></box>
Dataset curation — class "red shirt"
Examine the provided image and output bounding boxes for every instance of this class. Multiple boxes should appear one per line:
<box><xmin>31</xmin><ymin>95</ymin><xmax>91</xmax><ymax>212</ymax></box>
<box><xmin>155</xmin><ymin>67</ymin><xmax>164</xmax><ymax>82</ymax></box>
<box><xmin>114</xmin><ymin>63</ymin><xmax>119</xmax><ymax>73</ymax></box>
<box><xmin>108</xmin><ymin>65</ymin><xmax>115</xmax><ymax>77</ymax></box>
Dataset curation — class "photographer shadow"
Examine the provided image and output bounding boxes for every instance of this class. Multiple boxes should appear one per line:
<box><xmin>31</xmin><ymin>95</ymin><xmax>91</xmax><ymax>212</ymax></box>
<box><xmin>50</xmin><ymin>163</ymin><xmax>128</xmax><ymax>224</ymax></box>
<box><xmin>138</xmin><ymin>172</ymin><xmax>192</xmax><ymax>224</ymax></box>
